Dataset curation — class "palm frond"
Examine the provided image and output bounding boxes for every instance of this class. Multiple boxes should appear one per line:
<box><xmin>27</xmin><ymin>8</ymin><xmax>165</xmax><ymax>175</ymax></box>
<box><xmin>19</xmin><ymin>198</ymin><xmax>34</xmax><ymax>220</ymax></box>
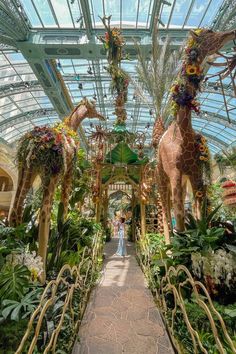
<box><xmin>134</xmin><ymin>18</ymin><xmax>182</xmax><ymax>123</ymax></box>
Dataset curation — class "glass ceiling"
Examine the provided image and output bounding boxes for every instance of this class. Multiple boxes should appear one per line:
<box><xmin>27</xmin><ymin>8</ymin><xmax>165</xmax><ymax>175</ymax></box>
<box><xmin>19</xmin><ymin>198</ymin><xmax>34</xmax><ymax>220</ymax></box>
<box><xmin>0</xmin><ymin>0</ymin><xmax>235</xmax><ymax>156</ymax></box>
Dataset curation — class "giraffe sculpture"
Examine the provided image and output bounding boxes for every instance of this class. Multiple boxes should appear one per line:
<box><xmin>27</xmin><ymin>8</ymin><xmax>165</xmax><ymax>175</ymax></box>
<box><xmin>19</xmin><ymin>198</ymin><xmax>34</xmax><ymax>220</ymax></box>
<box><xmin>10</xmin><ymin>98</ymin><xmax>104</xmax><ymax>281</ymax></box>
<box><xmin>156</xmin><ymin>29</ymin><xmax>236</xmax><ymax>243</ymax></box>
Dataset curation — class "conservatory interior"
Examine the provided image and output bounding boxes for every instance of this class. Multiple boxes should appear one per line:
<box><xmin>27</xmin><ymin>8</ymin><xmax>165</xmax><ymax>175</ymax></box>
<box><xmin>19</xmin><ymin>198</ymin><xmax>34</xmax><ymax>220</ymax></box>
<box><xmin>0</xmin><ymin>0</ymin><xmax>236</xmax><ymax>353</ymax></box>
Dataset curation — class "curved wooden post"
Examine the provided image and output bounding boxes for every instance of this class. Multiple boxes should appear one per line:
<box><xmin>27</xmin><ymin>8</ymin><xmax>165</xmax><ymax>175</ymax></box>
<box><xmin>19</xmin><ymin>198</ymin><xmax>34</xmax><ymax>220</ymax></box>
<box><xmin>140</xmin><ymin>199</ymin><xmax>146</xmax><ymax>239</ymax></box>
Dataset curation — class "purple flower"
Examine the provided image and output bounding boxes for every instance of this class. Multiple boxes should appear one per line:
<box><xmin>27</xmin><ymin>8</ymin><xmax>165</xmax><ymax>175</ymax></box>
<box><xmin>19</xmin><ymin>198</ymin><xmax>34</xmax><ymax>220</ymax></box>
<box><xmin>188</xmin><ymin>48</ymin><xmax>199</xmax><ymax>62</ymax></box>
<box><xmin>51</xmin><ymin>165</ymin><xmax>61</xmax><ymax>174</ymax></box>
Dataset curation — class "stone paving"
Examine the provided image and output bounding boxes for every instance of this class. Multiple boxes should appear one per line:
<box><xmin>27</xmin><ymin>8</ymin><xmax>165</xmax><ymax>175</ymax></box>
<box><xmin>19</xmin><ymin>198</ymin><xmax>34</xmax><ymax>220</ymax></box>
<box><xmin>72</xmin><ymin>237</ymin><xmax>174</xmax><ymax>354</ymax></box>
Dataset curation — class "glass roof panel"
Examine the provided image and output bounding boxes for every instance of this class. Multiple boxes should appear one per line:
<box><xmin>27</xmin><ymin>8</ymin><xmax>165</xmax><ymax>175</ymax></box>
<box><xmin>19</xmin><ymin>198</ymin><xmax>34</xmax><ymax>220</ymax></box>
<box><xmin>200</xmin><ymin>0</ymin><xmax>223</xmax><ymax>27</ymax></box>
<box><xmin>89</xmin><ymin>0</ymin><xmax>153</xmax><ymax>28</ymax></box>
<box><xmin>50</xmin><ymin>0</ymin><xmax>74</xmax><ymax>27</ymax></box>
<box><xmin>169</xmin><ymin>0</ymin><xmax>191</xmax><ymax>28</ymax></box>
<box><xmin>186</xmin><ymin>0</ymin><xmax>210</xmax><ymax>27</ymax></box>
<box><xmin>20</xmin><ymin>0</ymin><xmax>42</xmax><ymax>26</ymax></box>
<box><xmin>1</xmin><ymin>0</ymin><xmax>236</xmax><ymax>153</ymax></box>
<box><xmin>160</xmin><ymin>0</ymin><xmax>224</xmax><ymax>29</ymax></box>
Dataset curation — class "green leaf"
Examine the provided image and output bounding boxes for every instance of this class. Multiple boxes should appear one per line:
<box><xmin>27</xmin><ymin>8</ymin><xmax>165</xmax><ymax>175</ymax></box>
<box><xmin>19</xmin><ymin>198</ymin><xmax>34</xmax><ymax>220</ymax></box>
<box><xmin>0</xmin><ymin>265</ymin><xmax>30</xmax><ymax>301</ymax></box>
<box><xmin>206</xmin><ymin>204</ymin><xmax>222</xmax><ymax>224</ymax></box>
<box><xmin>225</xmin><ymin>309</ymin><xmax>236</xmax><ymax>317</ymax></box>
<box><xmin>225</xmin><ymin>244</ymin><xmax>236</xmax><ymax>254</ymax></box>
<box><xmin>106</xmin><ymin>142</ymin><xmax>138</xmax><ymax>164</ymax></box>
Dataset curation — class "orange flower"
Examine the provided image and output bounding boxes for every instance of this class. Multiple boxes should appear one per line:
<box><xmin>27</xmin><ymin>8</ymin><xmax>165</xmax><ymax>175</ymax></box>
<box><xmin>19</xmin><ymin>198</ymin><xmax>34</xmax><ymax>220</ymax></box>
<box><xmin>196</xmin><ymin>191</ymin><xmax>203</xmax><ymax>198</ymax></box>
<box><xmin>56</xmin><ymin>133</ymin><xmax>62</xmax><ymax>143</ymax></box>
<box><xmin>199</xmin><ymin>144</ymin><xmax>205</xmax><ymax>152</ymax></box>
<box><xmin>186</xmin><ymin>64</ymin><xmax>198</xmax><ymax>75</ymax></box>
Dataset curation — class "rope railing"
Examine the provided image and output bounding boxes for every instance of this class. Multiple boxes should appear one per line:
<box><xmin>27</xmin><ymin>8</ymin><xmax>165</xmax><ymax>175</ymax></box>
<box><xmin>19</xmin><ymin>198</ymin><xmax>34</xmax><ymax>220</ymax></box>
<box><xmin>16</xmin><ymin>231</ymin><xmax>103</xmax><ymax>354</ymax></box>
<box><xmin>135</xmin><ymin>233</ymin><xmax>236</xmax><ymax>354</ymax></box>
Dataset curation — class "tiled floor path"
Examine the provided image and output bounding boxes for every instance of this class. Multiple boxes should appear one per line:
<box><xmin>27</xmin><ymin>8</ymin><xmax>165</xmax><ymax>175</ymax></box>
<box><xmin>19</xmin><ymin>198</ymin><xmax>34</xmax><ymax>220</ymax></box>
<box><xmin>72</xmin><ymin>237</ymin><xmax>174</xmax><ymax>354</ymax></box>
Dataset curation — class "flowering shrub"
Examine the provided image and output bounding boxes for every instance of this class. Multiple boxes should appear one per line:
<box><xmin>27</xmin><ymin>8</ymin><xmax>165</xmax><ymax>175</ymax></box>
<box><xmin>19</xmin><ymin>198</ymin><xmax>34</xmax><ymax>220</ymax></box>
<box><xmin>191</xmin><ymin>249</ymin><xmax>236</xmax><ymax>296</ymax></box>
<box><xmin>17</xmin><ymin>122</ymin><xmax>79</xmax><ymax>178</ymax></box>
<box><xmin>6</xmin><ymin>250</ymin><xmax>43</xmax><ymax>281</ymax></box>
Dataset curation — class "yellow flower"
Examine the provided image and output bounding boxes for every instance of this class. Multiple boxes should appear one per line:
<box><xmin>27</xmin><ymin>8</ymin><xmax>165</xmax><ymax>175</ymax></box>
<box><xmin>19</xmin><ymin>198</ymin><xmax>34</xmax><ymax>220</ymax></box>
<box><xmin>31</xmin><ymin>268</ymin><xmax>38</xmax><ymax>281</ymax></box>
<box><xmin>187</xmin><ymin>38</ymin><xmax>195</xmax><ymax>48</ymax></box>
<box><xmin>194</xmin><ymin>28</ymin><xmax>203</xmax><ymax>35</ymax></box>
<box><xmin>186</xmin><ymin>64</ymin><xmax>198</xmax><ymax>75</ymax></box>
<box><xmin>196</xmin><ymin>191</ymin><xmax>203</xmax><ymax>198</ymax></box>
<box><xmin>199</xmin><ymin>156</ymin><xmax>205</xmax><ymax>161</ymax></box>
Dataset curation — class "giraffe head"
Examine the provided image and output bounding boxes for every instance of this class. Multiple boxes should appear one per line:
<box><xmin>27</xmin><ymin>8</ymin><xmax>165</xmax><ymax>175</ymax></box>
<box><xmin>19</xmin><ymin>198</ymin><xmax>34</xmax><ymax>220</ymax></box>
<box><xmin>189</xmin><ymin>28</ymin><xmax>236</xmax><ymax>63</ymax></box>
<box><xmin>74</xmin><ymin>97</ymin><xmax>105</xmax><ymax>120</ymax></box>
<box><xmin>66</xmin><ymin>97</ymin><xmax>105</xmax><ymax>130</ymax></box>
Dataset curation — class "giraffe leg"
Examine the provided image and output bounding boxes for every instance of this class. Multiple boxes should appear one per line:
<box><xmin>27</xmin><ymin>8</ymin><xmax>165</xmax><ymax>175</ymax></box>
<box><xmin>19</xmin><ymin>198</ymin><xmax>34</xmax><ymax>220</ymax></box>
<box><xmin>189</xmin><ymin>175</ymin><xmax>204</xmax><ymax>220</ymax></box>
<box><xmin>15</xmin><ymin>169</ymin><xmax>36</xmax><ymax>225</ymax></box>
<box><xmin>61</xmin><ymin>164</ymin><xmax>73</xmax><ymax>219</ymax></box>
<box><xmin>38</xmin><ymin>176</ymin><xmax>59</xmax><ymax>284</ymax></box>
<box><xmin>170</xmin><ymin>173</ymin><xmax>185</xmax><ymax>232</ymax></box>
<box><xmin>157</xmin><ymin>167</ymin><xmax>171</xmax><ymax>244</ymax></box>
<box><xmin>9</xmin><ymin>166</ymin><xmax>26</xmax><ymax>226</ymax></box>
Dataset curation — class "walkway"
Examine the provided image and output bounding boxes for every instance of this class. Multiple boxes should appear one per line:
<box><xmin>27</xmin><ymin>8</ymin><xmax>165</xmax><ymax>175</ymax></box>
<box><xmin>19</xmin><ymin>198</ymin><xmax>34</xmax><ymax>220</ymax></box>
<box><xmin>73</xmin><ymin>237</ymin><xmax>174</xmax><ymax>354</ymax></box>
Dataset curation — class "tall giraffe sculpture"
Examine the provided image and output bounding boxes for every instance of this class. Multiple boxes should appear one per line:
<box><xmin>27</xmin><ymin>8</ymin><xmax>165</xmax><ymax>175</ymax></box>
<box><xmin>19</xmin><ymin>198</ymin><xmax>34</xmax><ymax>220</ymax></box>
<box><xmin>156</xmin><ymin>29</ymin><xmax>236</xmax><ymax>243</ymax></box>
<box><xmin>10</xmin><ymin>98</ymin><xmax>104</xmax><ymax>281</ymax></box>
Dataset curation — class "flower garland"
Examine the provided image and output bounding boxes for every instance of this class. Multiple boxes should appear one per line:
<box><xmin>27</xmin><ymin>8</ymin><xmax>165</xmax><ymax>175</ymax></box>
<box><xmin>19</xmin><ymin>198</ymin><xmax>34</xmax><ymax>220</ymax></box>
<box><xmin>170</xmin><ymin>28</ymin><xmax>205</xmax><ymax>116</ymax></box>
<box><xmin>194</xmin><ymin>134</ymin><xmax>211</xmax><ymax>199</ymax></box>
<box><xmin>103</xmin><ymin>28</ymin><xmax>125</xmax><ymax>49</ymax></box>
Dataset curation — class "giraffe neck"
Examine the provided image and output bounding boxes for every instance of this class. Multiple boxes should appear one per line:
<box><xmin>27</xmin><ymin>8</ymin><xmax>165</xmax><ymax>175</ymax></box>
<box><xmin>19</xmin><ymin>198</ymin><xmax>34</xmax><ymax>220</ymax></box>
<box><xmin>176</xmin><ymin>106</ymin><xmax>193</xmax><ymax>133</ymax></box>
<box><xmin>65</xmin><ymin>105</ymin><xmax>88</xmax><ymax>132</ymax></box>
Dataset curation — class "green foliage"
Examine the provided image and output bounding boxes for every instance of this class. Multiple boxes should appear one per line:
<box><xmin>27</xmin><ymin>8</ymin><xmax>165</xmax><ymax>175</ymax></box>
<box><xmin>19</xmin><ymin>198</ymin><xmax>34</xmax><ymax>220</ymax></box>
<box><xmin>0</xmin><ymin>319</ymin><xmax>28</xmax><ymax>354</ymax></box>
<box><xmin>170</xmin><ymin>201</ymin><xmax>226</xmax><ymax>265</ymax></box>
<box><xmin>167</xmin><ymin>297</ymin><xmax>236</xmax><ymax>354</ymax></box>
<box><xmin>214</xmin><ymin>148</ymin><xmax>236</xmax><ymax>174</ymax></box>
<box><xmin>0</xmin><ymin>265</ymin><xmax>30</xmax><ymax>301</ymax></box>
<box><xmin>48</xmin><ymin>207</ymin><xmax>102</xmax><ymax>272</ymax></box>
<box><xmin>0</xmin><ymin>287</ymin><xmax>43</xmax><ymax>321</ymax></box>
<box><xmin>208</xmin><ymin>183</ymin><xmax>236</xmax><ymax>220</ymax></box>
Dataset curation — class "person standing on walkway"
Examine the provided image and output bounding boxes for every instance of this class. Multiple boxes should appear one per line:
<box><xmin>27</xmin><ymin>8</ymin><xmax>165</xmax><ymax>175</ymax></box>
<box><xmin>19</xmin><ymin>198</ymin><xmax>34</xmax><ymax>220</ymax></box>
<box><xmin>116</xmin><ymin>217</ymin><xmax>127</xmax><ymax>256</ymax></box>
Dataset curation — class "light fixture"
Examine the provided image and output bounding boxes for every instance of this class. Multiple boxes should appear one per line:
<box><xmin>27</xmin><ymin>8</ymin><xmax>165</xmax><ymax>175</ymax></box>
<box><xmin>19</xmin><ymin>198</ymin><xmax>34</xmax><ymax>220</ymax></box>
<box><xmin>132</xmin><ymin>94</ymin><xmax>136</xmax><ymax>101</ymax></box>
<box><xmin>204</xmin><ymin>112</ymin><xmax>208</xmax><ymax>118</ymax></box>
<box><xmin>9</xmin><ymin>85</ymin><xmax>14</xmax><ymax>91</ymax></box>
<box><xmin>76</xmin><ymin>15</ymin><xmax>83</xmax><ymax>23</ymax></box>
<box><xmin>149</xmin><ymin>109</ymin><xmax>153</xmax><ymax>116</ymax></box>
<box><xmin>87</xmin><ymin>66</ymin><xmax>93</xmax><ymax>75</ymax></box>
<box><xmin>93</xmin><ymin>94</ymin><xmax>97</xmax><ymax>100</ymax></box>
<box><xmin>78</xmin><ymin>83</ymin><xmax>83</xmax><ymax>90</ymax></box>
<box><xmin>75</xmin><ymin>74</ymin><xmax>80</xmax><ymax>81</ymax></box>
<box><xmin>57</xmin><ymin>60</ymin><xmax>62</xmax><ymax>69</ymax></box>
<box><xmin>130</xmin><ymin>114</ymin><xmax>134</xmax><ymax>120</ymax></box>
<box><xmin>24</xmin><ymin>82</ymin><xmax>30</xmax><ymax>88</ymax></box>
<box><xmin>103</xmin><ymin>93</ymin><xmax>107</xmax><ymax>99</ymax></box>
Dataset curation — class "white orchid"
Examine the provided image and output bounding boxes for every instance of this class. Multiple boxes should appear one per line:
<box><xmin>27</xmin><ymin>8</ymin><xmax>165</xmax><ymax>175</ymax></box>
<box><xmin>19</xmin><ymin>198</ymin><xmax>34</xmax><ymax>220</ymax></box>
<box><xmin>6</xmin><ymin>249</ymin><xmax>43</xmax><ymax>281</ymax></box>
<box><xmin>191</xmin><ymin>249</ymin><xmax>236</xmax><ymax>290</ymax></box>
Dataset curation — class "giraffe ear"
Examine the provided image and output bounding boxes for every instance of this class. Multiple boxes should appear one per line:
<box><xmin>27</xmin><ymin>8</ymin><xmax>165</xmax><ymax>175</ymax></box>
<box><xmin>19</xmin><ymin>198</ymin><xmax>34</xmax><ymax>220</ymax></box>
<box><xmin>189</xmin><ymin>30</ymin><xmax>199</xmax><ymax>40</ymax></box>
